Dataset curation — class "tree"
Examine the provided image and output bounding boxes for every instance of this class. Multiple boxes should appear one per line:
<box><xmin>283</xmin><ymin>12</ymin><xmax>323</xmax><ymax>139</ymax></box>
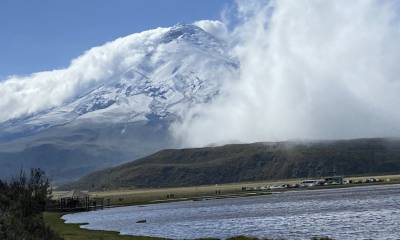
<box><xmin>0</xmin><ymin>169</ymin><xmax>62</xmax><ymax>240</ymax></box>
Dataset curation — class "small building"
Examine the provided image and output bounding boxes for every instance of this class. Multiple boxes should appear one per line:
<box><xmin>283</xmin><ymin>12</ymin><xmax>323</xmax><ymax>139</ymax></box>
<box><xmin>343</xmin><ymin>179</ymin><xmax>353</xmax><ymax>184</ymax></box>
<box><xmin>301</xmin><ymin>179</ymin><xmax>324</xmax><ymax>187</ymax></box>
<box><xmin>324</xmin><ymin>176</ymin><xmax>343</xmax><ymax>185</ymax></box>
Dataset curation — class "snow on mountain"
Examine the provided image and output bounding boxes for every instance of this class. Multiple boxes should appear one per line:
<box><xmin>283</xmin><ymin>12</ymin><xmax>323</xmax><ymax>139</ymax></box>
<box><xmin>0</xmin><ymin>23</ymin><xmax>238</xmax><ymax>182</ymax></box>
<box><xmin>0</xmin><ymin>24</ymin><xmax>238</xmax><ymax>138</ymax></box>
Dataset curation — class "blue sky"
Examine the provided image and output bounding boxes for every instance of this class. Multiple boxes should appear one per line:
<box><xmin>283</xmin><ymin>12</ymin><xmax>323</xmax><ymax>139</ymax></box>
<box><xmin>0</xmin><ymin>0</ymin><xmax>232</xmax><ymax>78</ymax></box>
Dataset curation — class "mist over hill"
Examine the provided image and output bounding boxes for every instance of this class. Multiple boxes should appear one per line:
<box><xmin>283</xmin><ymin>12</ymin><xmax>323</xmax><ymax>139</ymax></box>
<box><xmin>62</xmin><ymin>138</ymin><xmax>400</xmax><ymax>190</ymax></box>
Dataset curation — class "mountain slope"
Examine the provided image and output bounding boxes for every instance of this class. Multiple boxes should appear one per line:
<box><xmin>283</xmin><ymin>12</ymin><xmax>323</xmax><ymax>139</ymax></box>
<box><xmin>62</xmin><ymin>138</ymin><xmax>400</xmax><ymax>190</ymax></box>
<box><xmin>0</xmin><ymin>24</ymin><xmax>237</xmax><ymax>182</ymax></box>
<box><xmin>0</xmin><ymin>24</ymin><xmax>236</xmax><ymax>137</ymax></box>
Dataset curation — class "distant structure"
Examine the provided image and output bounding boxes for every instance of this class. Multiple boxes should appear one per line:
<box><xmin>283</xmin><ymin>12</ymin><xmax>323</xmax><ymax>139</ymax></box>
<box><xmin>301</xmin><ymin>179</ymin><xmax>323</xmax><ymax>187</ymax></box>
<box><xmin>324</xmin><ymin>176</ymin><xmax>343</xmax><ymax>185</ymax></box>
<box><xmin>56</xmin><ymin>190</ymin><xmax>104</xmax><ymax>212</ymax></box>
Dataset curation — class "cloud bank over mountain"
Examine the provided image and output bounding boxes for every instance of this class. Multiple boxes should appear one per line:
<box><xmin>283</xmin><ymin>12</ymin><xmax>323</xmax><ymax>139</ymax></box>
<box><xmin>0</xmin><ymin>28</ymin><xmax>169</xmax><ymax>122</ymax></box>
<box><xmin>173</xmin><ymin>0</ymin><xmax>400</xmax><ymax>146</ymax></box>
<box><xmin>2</xmin><ymin>0</ymin><xmax>400</xmax><ymax>148</ymax></box>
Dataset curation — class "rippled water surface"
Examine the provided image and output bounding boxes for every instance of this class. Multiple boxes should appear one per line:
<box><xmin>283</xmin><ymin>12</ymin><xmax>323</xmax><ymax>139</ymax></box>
<box><xmin>63</xmin><ymin>184</ymin><xmax>400</xmax><ymax>239</ymax></box>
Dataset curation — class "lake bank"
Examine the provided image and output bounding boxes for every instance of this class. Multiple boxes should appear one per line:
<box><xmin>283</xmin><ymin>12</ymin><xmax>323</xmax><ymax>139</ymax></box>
<box><xmin>43</xmin><ymin>212</ymin><xmax>164</xmax><ymax>240</ymax></box>
<box><xmin>61</xmin><ymin>184</ymin><xmax>400</xmax><ymax>240</ymax></box>
<box><xmin>44</xmin><ymin>212</ymin><xmax>334</xmax><ymax>240</ymax></box>
<box><xmin>53</xmin><ymin>174</ymin><xmax>400</xmax><ymax>207</ymax></box>
<box><xmin>48</xmin><ymin>175</ymin><xmax>400</xmax><ymax>239</ymax></box>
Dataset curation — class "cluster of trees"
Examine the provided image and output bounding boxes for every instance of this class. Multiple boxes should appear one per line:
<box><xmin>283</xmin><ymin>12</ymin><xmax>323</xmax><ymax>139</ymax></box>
<box><xmin>0</xmin><ymin>169</ymin><xmax>62</xmax><ymax>240</ymax></box>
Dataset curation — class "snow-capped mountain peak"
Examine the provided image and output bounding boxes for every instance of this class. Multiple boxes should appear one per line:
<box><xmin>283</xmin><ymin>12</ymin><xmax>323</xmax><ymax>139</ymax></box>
<box><xmin>0</xmin><ymin>22</ymin><xmax>238</xmax><ymax>183</ymax></box>
<box><xmin>0</xmin><ymin>24</ymin><xmax>238</xmax><ymax>137</ymax></box>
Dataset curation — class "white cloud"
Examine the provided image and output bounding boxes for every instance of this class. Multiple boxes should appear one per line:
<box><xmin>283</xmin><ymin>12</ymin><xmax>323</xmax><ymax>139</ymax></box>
<box><xmin>173</xmin><ymin>0</ymin><xmax>400</xmax><ymax>146</ymax></box>
<box><xmin>3</xmin><ymin>1</ymin><xmax>400</xmax><ymax>148</ymax></box>
<box><xmin>194</xmin><ymin>20</ymin><xmax>228</xmax><ymax>40</ymax></box>
<box><xmin>0</xmin><ymin>27</ymin><xmax>169</xmax><ymax>122</ymax></box>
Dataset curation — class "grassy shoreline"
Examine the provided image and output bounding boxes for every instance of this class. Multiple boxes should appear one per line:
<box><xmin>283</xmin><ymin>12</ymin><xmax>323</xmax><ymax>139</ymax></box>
<box><xmin>43</xmin><ymin>212</ymin><xmax>333</xmax><ymax>240</ymax></box>
<box><xmin>43</xmin><ymin>212</ymin><xmax>164</xmax><ymax>240</ymax></box>
<box><xmin>43</xmin><ymin>212</ymin><xmax>270</xmax><ymax>240</ymax></box>
<box><xmin>53</xmin><ymin>174</ymin><xmax>400</xmax><ymax>207</ymax></box>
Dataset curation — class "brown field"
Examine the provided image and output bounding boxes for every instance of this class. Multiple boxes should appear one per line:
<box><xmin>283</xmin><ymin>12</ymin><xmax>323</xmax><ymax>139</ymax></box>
<box><xmin>53</xmin><ymin>174</ymin><xmax>400</xmax><ymax>206</ymax></box>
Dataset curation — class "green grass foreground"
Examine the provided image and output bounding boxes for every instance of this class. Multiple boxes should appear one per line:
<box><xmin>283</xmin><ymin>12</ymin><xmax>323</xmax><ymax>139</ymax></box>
<box><xmin>43</xmin><ymin>212</ymin><xmax>164</xmax><ymax>240</ymax></box>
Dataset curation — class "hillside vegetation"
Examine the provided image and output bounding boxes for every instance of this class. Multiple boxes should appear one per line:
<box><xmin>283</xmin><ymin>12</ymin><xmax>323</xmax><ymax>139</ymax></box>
<box><xmin>63</xmin><ymin>138</ymin><xmax>400</xmax><ymax>190</ymax></box>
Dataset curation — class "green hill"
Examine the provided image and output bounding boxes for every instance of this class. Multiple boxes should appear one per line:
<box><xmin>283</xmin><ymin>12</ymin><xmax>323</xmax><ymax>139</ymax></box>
<box><xmin>62</xmin><ymin>138</ymin><xmax>400</xmax><ymax>190</ymax></box>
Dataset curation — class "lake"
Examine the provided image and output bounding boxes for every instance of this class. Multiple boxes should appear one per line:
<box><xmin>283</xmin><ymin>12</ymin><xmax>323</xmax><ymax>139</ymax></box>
<box><xmin>63</xmin><ymin>184</ymin><xmax>400</xmax><ymax>239</ymax></box>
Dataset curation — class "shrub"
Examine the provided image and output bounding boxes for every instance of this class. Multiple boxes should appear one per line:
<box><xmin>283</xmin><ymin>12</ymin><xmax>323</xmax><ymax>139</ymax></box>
<box><xmin>0</xmin><ymin>169</ymin><xmax>62</xmax><ymax>240</ymax></box>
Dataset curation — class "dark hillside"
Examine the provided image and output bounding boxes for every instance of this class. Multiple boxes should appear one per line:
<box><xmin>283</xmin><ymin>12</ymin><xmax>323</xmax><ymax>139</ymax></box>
<box><xmin>62</xmin><ymin>138</ymin><xmax>400</xmax><ymax>190</ymax></box>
